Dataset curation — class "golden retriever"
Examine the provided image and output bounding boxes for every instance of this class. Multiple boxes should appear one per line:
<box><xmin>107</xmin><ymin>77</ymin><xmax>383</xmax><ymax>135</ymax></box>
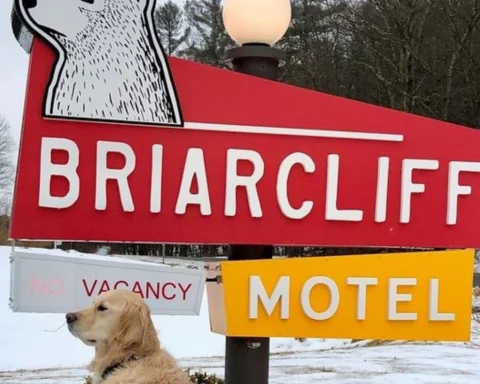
<box><xmin>65</xmin><ymin>289</ymin><xmax>191</xmax><ymax>384</ymax></box>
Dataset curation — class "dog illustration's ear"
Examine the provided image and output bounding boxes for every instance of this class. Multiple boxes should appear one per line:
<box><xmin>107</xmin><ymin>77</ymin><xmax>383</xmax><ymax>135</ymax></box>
<box><xmin>135</xmin><ymin>0</ymin><xmax>149</xmax><ymax>8</ymax></box>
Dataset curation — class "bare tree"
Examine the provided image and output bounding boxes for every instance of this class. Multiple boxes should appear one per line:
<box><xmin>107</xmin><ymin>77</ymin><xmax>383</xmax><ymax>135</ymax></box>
<box><xmin>0</xmin><ymin>193</ymin><xmax>12</xmax><ymax>216</ymax></box>
<box><xmin>0</xmin><ymin>116</ymin><xmax>15</xmax><ymax>192</ymax></box>
<box><xmin>437</xmin><ymin>0</ymin><xmax>480</xmax><ymax>120</ymax></box>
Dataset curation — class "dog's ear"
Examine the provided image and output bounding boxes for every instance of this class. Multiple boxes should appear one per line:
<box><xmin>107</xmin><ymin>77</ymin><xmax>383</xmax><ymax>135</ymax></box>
<box><xmin>110</xmin><ymin>300</ymin><xmax>157</xmax><ymax>354</ymax></box>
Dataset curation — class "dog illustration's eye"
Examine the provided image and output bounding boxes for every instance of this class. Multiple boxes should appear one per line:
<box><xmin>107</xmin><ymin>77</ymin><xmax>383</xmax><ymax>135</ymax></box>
<box><xmin>80</xmin><ymin>0</ymin><xmax>95</xmax><ymax>4</ymax></box>
<box><xmin>98</xmin><ymin>304</ymin><xmax>107</xmax><ymax>311</ymax></box>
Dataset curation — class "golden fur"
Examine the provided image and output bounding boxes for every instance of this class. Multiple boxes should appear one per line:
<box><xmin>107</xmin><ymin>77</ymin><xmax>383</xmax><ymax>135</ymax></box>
<box><xmin>66</xmin><ymin>290</ymin><xmax>190</xmax><ymax>384</ymax></box>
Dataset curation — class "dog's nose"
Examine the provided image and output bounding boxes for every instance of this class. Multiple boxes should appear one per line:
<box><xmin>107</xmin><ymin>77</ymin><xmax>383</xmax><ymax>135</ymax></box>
<box><xmin>66</xmin><ymin>313</ymin><xmax>78</xmax><ymax>324</ymax></box>
<box><xmin>23</xmin><ymin>0</ymin><xmax>38</xmax><ymax>9</ymax></box>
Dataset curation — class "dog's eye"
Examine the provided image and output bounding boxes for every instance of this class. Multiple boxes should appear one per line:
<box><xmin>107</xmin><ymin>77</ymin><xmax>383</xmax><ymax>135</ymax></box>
<box><xmin>98</xmin><ymin>305</ymin><xmax>107</xmax><ymax>311</ymax></box>
<box><xmin>80</xmin><ymin>0</ymin><xmax>95</xmax><ymax>4</ymax></box>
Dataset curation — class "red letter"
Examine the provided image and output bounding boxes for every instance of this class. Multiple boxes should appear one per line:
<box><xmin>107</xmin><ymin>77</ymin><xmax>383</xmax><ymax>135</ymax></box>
<box><xmin>30</xmin><ymin>278</ymin><xmax>48</xmax><ymax>294</ymax></box>
<box><xmin>146</xmin><ymin>282</ymin><xmax>160</xmax><ymax>299</ymax></box>
<box><xmin>114</xmin><ymin>280</ymin><xmax>129</xmax><ymax>289</ymax></box>
<box><xmin>162</xmin><ymin>283</ymin><xmax>177</xmax><ymax>300</ymax></box>
<box><xmin>132</xmin><ymin>281</ymin><xmax>145</xmax><ymax>298</ymax></box>
<box><xmin>98</xmin><ymin>280</ymin><xmax>111</xmax><ymax>294</ymax></box>
<box><xmin>82</xmin><ymin>279</ymin><xmax>98</xmax><ymax>297</ymax></box>
<box><xmin>178</xmin><ymin>283</ymin><xmax>192</xmax><ymax>300</ymax></box>
<box><xmin>48</xmin><ymin>277</ymin><xmax>65</xmax><ymax>296</ymax></box>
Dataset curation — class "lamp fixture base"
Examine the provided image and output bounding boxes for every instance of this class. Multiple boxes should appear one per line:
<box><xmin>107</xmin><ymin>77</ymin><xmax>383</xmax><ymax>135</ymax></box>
<box><xmin>226</xmin><ymin>44</ymin><xmax>286</xmax><ymax>81</ymax></box>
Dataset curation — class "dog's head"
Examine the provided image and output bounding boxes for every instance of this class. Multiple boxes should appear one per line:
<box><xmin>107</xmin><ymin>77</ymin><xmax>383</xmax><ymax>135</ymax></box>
<box><xmin>18</xmin><ymin>0</ymin><xmax>151</xmax><ymax>44</ymax></box>
<box><xmin>66</xmin><ymin>289</ymin><xmax>156</xmax><ymax>353</ymax></box>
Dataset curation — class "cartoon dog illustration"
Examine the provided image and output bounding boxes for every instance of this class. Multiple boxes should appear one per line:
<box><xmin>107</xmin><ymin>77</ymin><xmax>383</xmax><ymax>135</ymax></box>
<box><xmin>17</xmin><ymin>0</ymin><xmax>183</xmax><ymax>126</ymax></box>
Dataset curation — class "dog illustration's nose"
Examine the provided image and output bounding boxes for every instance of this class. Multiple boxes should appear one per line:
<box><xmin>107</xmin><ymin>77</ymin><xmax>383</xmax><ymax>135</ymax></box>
<box><xmin>24</xmin><ymin>0</ymin><xmax>37</xmax><ymax>9</ymax></box>
<box><xmin>66</xmin><ymin>313</ymin><xmax>77</xmax><ymax>324</ymax></box>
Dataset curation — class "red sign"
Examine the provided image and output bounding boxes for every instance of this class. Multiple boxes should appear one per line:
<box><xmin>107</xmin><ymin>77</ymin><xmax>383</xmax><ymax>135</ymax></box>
<box><xmin>11</xmin><ymin>1</ymin><xmax>480</xmax><ymax>248</ymax></box>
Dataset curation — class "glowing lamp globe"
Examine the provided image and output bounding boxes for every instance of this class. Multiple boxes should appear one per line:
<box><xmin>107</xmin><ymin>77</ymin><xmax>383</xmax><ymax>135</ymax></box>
<box><xmin>222</xmin><ymin>0</ymin><xmax>292</xmax><ymax>46</ymax></box>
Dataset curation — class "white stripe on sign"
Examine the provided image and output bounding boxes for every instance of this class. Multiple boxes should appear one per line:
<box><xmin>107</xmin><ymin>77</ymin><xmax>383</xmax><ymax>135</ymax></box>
<box><xmin>182</xmin><ymin>122</ymin><xmax>404</xmax><ymax>142</ymax></box>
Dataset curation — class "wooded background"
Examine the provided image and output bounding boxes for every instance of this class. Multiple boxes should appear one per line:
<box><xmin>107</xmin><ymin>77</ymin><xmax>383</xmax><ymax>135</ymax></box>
<box><xmin>2</xmin><ymin>0</ymin><xmax>480</xmax><ymax>257</ymax></box>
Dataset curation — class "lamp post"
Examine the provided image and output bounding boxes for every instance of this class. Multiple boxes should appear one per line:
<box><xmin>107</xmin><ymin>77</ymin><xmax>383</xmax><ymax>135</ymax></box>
<box><xmin>222</xmin><ymin>1</ymin><xmax>292</xmax><ymax>383</ymax></box>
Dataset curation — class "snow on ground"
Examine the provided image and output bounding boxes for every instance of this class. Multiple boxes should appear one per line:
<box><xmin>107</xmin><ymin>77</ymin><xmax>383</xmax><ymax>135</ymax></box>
<box><xmin>1</xmin><ymin>246</ymin><xmax>480</xmax><ymax>383</ymax></box>
<box><xmin>2</xmin><ymin>342</ymin><xmax>480</xmax><ymax>384</ymax></box>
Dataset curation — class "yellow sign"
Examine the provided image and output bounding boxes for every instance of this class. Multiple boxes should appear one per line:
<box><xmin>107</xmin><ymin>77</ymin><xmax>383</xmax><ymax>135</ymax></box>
<box><xmin>207</xmin><ymin>249</ymin><xmax>474</xmax><ymax>341</ymax></box>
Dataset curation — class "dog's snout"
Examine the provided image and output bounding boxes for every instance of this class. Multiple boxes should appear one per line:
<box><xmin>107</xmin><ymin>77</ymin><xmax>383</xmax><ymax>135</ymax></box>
<box><xmin>66</xmin><ymin>312</ymin><xmax>78</xmax><ymax>324</ymax></box>
<box><xmin>23</xmin><ymin>0</ymin><xmax>38</xmax><ymax>9</ymax></box>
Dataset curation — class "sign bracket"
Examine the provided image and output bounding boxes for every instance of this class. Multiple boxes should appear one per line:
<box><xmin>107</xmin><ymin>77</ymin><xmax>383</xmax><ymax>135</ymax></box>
<box><xmin>206</xmin><ymin>275</ymin><xmax>222</xmax><ymax>284</ymax></box>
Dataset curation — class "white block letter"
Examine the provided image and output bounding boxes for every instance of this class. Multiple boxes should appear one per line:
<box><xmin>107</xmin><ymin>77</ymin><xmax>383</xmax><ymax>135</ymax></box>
<box><xmin>375</xmin><ymin>157</ymin><xmax>390</xmax><ymax>223</ymax></box>
<box><xmin>39</xmin><ymin>137</ymin><xmax>80</xmax><ymax>209</ymax></box>
<box><xmin>429</xmin><ymin>279</ymin><xmax>455</xmax><ymax>321</ymax></box>
<box><xmin>447</xmin><ymin>161</ymin><xmax>480</xmax><ymax>225</ymax></box>
<box><xmin>175</xmin><ymin>148</ymin><xmax>211</xmax><ymax>215</ymax></box>
<box><xmin>347</xmin><ymin>277</ymin><xmax>378</xmax><ymax>320</ymax></box>
<box><xmin>400</xmin><ymin>159</ymin><xmax>439</xmax><ymax>223</ymax></box>
<box><xmin>225</xmin><ymin>149</ymin><xmax>264</xmax><ymax>217</ymax></box>
<box><xmin>325</xmin><ymin>154</ymin><xmax>363</xmax><ymax>221</ymax></box>
<box><xmin>249</xmin><ymin>276</ymin><xmax>290</xmax><ymax>319</ymax></box>
<box><xmin>95</xmin><ymin>141</ymin><xmax>135</xmax><ymax>212</ymax></box>
<box><xmin>301</xmin><ymin>277</ymin><xmax>339</xmax><ymax>320</ymax></box>
<box><xmin>150</xmin><ymin>144</ymin><xmax>163</xmax><ymax>213</ymax></box>
<box><xmin>277</xmin><ymin>152</ymin><xmax>315</xmax><ymax>219</ymax></box>
<box><xmin>388</xmin><ymin>278</ymin><xmax>417</xmax><ymax>321</ymax></box>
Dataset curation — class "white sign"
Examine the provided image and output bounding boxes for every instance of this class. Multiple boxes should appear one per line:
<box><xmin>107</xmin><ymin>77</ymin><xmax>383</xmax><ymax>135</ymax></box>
<box><xmin>10</xmin><ymin>251</ymin><xmax>206</xmax><ymax>315</ymax></box>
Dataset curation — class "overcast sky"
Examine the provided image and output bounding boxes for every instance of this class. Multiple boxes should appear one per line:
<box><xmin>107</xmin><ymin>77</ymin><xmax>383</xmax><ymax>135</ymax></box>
<box><xmin>0</xmin><ymin>1</ymin><xmax>29</xmax><ymax>147</ymax></box>
<box><xmin>0</xmin><ymin>0</ymin><xmax>186</xmax><ymax>150</ymax></box>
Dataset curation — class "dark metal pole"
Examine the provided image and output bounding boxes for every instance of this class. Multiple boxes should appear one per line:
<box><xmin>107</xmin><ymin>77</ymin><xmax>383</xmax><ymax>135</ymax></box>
<box><xmin>224</xmin><ymin>43</ymin><xmax>286</xmax><ymax>384</ymax></box>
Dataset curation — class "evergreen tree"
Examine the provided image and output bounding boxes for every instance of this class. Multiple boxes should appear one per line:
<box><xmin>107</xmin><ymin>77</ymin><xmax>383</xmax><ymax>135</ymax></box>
<box><xmin>154</xmin><ymin>0</ymin><xmax>190</xmax><ymax>56</ymax></box>
<box><xmin>181</xmin><ymin>0</ymin><xmax>234</xmax><ymax>68</ymax></box>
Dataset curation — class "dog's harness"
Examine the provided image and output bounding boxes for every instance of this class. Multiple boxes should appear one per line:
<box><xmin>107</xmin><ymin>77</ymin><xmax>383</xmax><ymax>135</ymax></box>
<box><xmin>101</xmin><ymin>355</ymin><xmax>142</xmax><ymax>380</ymax></box>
